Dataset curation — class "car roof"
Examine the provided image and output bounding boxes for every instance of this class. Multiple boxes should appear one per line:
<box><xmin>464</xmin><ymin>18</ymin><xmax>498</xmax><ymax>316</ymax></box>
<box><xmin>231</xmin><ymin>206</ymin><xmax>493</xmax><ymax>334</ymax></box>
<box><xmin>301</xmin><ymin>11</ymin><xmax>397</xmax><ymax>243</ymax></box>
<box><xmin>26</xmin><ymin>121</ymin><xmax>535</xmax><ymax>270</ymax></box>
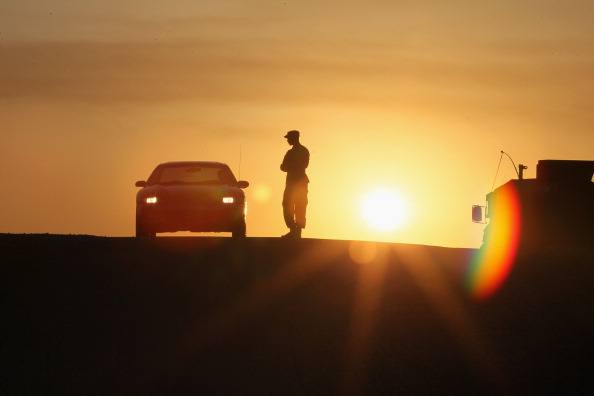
<box><xmin>157</xmin><ymin>161</ymin><xmax>229</xmax><ymax>168</ymax></box>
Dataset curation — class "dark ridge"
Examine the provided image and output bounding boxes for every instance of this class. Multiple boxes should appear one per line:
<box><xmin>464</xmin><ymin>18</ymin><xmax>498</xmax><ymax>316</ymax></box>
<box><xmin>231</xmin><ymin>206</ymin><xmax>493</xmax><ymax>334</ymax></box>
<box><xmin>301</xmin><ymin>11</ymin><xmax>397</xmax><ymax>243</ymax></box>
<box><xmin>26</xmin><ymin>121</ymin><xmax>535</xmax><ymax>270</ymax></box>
<box><xmin>3</xmin><ymin>235</ymin><xmax>594</xmax><ymax>395</ymax></box>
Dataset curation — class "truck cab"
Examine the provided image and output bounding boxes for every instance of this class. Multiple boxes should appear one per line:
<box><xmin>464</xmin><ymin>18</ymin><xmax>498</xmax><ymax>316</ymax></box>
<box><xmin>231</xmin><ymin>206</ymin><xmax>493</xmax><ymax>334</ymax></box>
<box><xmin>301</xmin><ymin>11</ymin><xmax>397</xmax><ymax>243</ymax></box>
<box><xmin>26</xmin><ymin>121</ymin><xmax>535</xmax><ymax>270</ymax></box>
<box><xmin>474</xmin><ymin>160</ymin><xmax>594</xmax><ymax>250</ymax></box>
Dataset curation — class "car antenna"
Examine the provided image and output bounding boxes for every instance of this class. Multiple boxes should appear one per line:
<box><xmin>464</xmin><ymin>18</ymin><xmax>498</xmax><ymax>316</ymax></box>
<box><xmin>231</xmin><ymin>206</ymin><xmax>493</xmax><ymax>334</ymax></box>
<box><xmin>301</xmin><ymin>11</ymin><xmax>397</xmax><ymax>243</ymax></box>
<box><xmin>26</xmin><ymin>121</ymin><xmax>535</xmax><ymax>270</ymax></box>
<box><xmin>238</xmin><ymin>144</ymin><xmax>242</xmax><ymax>179</ymax></box>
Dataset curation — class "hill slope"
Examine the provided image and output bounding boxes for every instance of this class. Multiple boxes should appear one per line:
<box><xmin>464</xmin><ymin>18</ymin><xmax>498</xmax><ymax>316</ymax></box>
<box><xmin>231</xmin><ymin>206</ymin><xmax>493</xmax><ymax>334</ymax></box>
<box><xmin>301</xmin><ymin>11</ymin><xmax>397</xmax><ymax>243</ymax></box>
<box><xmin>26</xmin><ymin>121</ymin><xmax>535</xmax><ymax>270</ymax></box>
<box><xmin>3</xmin><ymin>235</ymin><xmax>594</xmax><ymax>395</ymax></box>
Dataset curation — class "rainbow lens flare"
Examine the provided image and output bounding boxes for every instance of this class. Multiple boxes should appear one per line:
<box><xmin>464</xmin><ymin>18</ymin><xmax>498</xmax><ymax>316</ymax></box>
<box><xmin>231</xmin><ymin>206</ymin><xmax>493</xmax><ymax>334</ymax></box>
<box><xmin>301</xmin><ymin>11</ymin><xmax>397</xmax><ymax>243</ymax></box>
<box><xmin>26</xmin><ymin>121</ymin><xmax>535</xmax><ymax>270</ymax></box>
<box><xmin>467</xmin><ymin>183</ymin><xmax>522</xmax><ymax>299</ymax></box>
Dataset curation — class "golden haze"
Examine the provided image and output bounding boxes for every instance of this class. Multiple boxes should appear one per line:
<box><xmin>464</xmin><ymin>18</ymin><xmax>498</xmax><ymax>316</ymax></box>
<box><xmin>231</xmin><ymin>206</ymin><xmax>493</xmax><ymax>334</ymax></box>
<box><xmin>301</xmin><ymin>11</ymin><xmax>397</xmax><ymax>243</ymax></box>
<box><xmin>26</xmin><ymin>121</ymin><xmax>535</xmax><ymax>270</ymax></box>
<box><xmin>2</xmin><ymin>1</ymin><xmax>594</xmax><ymax>247</ymax></box>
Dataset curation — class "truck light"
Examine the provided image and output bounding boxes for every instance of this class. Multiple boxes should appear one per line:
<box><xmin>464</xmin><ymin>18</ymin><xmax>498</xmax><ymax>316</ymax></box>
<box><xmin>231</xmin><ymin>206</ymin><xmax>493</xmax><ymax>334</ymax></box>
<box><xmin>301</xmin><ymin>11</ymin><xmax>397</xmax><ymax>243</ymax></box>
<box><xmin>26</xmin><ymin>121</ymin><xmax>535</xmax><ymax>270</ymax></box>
<box><xmin>145</xmin><ymin>196</ymin><xmax>158</xmax><ymax>204</ymax></box>
<box><xmin>222</xmin><ymin>197</ymin><xmax>234</xmax><ymax>204</ymax></box>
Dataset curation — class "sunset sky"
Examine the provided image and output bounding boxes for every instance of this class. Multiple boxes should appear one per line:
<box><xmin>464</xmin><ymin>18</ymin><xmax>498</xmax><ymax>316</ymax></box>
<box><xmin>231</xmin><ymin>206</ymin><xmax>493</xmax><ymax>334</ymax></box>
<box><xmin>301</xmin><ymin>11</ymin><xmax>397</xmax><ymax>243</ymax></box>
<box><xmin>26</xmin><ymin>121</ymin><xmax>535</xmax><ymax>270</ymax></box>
<box><xmin>2</xmin><ymin>1</ymin><xmax>594</xmax><ymax>247</ymax></box>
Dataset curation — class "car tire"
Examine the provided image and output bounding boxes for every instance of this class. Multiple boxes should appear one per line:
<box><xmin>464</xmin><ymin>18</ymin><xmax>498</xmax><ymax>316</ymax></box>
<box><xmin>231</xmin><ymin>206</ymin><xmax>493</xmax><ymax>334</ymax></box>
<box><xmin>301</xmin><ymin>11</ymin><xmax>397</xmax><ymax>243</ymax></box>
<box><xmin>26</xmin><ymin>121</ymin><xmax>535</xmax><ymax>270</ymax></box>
<box><xmin>136</xmin><ymin>217</ymin><xmax>156</xmax><ymax>238</ymax></box>
<box><xmin>232</xmin><ymin>218</ymin><xmax>246</xmax><ymax>238</ymax></box>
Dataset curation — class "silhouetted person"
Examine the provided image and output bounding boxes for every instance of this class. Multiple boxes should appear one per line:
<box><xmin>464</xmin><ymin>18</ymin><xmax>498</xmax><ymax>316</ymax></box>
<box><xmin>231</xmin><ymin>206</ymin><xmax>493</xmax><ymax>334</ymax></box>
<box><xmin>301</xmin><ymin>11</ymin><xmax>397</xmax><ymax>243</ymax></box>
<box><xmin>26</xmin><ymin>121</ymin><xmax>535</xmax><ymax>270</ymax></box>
<box><xmin>280</xmin><ymin>130</ymin><xmax>309</xmax><ymax>238</ymax></box>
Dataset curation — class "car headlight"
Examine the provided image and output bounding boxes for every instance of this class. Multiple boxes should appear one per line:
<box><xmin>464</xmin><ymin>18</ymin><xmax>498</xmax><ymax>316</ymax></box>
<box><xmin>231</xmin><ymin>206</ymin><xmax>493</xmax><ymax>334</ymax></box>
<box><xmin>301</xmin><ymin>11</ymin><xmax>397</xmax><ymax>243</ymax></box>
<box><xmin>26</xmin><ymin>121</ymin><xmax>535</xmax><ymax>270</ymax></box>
<box><xmin>222</xmin><ymin>196</ymin><xmax>234</xmax><ymax>204</ymax></box>
<box><xmin>145</xmin><ymin>196</ymin><xmax>158</xmax><ymax>204</ymax></box>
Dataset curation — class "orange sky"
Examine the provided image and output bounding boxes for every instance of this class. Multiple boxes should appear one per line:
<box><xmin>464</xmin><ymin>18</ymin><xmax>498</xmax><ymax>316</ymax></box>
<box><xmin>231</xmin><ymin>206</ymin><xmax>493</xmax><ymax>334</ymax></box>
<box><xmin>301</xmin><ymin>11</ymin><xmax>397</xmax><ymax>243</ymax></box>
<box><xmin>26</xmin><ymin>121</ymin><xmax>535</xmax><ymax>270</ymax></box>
<box><xmin>2</xmin><ymin>1</ymin><xmax>594</xmax><ymax>247</ymax></box>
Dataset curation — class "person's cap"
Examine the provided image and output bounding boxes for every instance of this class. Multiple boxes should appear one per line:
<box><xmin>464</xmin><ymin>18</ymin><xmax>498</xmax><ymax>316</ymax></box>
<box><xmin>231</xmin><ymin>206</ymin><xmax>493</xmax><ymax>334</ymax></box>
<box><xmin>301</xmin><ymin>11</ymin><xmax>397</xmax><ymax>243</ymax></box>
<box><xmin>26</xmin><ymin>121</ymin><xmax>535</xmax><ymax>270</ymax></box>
<box><xmin>284</xmin><ymin>130</ymin><xmax>300</xmax><ymax>139</ymax></box>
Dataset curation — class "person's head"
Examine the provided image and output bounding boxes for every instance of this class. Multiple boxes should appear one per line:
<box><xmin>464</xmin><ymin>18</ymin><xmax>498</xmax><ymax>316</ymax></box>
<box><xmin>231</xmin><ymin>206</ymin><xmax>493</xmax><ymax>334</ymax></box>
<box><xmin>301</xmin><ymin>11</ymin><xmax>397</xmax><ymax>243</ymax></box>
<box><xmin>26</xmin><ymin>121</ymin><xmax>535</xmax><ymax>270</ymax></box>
<box><xmin>284</xmin><ymin>130</ymin><xmax>300</xmax><ymax>146</ymax></box>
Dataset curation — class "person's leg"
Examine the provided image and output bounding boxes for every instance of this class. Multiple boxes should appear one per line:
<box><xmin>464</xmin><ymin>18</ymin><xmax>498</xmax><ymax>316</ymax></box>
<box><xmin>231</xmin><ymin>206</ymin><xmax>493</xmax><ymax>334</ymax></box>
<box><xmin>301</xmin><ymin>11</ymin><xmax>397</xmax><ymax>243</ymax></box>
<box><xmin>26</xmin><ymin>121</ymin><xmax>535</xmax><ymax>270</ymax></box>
<box><xmin>294</xmin><ymin>183</ymin><xmax>308</xmax><ymax>231</ymax></box>
<box><xmin>282</xmin><ymin>185</ymin><xmax>296</xmax><ymax>230</ymax></box>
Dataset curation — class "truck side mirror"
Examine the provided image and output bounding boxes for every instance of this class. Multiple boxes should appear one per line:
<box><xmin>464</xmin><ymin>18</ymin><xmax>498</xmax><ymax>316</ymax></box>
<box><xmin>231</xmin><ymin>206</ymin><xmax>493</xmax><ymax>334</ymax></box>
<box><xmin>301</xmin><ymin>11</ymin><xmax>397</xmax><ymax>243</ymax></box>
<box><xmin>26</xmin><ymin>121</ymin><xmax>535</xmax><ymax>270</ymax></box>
<box><xmin>135</xmin><ymin>180</ymin><xmax>147</xmax><ymax>188</ymax></box>
<box><xmin>472</xmin><ymin>205</ymin><xmax>485</xmax><ymax>223</ymax></box>
<box><xmin>237</xmin><ymin>180</ymin><xmax>249</xmax><ymax>189</ymax></box>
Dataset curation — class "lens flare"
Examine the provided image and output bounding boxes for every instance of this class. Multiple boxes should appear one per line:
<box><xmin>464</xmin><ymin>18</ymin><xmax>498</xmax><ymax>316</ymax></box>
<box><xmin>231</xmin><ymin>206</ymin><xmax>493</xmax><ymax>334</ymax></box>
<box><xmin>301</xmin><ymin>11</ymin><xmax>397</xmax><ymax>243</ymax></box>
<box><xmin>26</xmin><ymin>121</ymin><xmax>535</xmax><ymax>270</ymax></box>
<box><xmin>252</xmin><ymin>184</ymin><xmax>271</xmax><ymax>203</ymax></box>
<box><xmin>467</xmin><ymin>183</ymin><xmax>521</xmax><ymax>299</ymax></box>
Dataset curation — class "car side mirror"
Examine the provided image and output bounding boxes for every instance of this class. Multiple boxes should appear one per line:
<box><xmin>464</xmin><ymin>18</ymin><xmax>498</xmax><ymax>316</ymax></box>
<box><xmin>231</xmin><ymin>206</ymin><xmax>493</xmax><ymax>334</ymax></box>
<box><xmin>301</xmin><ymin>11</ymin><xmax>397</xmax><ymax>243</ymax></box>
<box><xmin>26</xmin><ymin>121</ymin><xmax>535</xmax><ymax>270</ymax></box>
<box><xmin>237</xmin><ymin>180</ymin><xmax>249</xmax><ymax>189</ymax></box>
<box><xmin>135</xmin><ymin>180</ymin><xmax>147</xmax><ymax>188</ymax></box>
<box><xmin>472</xmin><ymin>205</ymin><xmax>485</xmax><ymax>223</ymax></box>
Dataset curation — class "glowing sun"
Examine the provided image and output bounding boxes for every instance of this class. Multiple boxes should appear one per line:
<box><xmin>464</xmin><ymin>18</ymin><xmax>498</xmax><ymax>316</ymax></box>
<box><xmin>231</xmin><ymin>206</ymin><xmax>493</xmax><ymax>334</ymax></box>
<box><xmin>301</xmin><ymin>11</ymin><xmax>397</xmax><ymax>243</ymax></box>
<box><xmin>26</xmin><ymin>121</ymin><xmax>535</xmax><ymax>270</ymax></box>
<box><xmin>360</xmin><ymin>188</ymin><xmax>409</xmax><ymax>231</ymax></box>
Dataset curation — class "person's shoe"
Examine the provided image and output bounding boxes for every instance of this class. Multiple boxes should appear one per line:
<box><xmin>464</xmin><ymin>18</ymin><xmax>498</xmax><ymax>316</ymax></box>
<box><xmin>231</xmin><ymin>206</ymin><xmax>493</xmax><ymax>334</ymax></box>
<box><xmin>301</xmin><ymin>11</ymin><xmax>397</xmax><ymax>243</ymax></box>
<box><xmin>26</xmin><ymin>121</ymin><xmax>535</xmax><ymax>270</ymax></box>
<box><xmin>281</xmin><ymin>230</ymin><xmax>294</xmax><ymax>238</ymax></box>
<box><xmin>281</xmin><ymin>228</ymin><xmax>302</xmax><ymax>239</ymax></box>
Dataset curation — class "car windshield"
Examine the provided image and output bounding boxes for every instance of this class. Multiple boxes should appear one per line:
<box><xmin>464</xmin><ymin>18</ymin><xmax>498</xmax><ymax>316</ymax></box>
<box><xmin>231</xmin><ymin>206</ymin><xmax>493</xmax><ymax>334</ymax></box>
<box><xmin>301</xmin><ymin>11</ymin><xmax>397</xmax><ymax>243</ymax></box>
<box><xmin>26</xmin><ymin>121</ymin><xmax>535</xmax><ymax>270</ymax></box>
<box><xmin>150</xmin><ymin>164</ymin><xmax>236</xmax><ymax>185</ymax></box>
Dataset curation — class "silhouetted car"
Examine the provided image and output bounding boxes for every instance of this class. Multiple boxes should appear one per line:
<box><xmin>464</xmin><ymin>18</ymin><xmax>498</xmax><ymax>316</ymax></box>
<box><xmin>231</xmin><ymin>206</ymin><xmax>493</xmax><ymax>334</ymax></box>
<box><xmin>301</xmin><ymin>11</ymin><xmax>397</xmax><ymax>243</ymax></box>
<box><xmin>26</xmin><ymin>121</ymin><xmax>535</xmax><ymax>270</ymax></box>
<box><xmin>135</xmin><ymin>161</ymin><xmax>249</xmax><ymax>237</ymax></box>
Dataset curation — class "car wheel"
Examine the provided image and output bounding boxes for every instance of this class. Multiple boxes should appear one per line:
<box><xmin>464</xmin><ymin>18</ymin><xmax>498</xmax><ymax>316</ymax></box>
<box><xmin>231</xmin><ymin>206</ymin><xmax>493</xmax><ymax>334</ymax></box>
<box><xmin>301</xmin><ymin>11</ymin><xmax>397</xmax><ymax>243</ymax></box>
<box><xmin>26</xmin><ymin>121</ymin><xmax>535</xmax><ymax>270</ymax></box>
<box><xmin>136</xmin><ymin>217</ymin><xmax>156</xmax><ymax>238</ymax></box>
<box><xmin>232</xmin><ymin>218</ymin><xmax>246</xmax><ymax>238</ymax></box>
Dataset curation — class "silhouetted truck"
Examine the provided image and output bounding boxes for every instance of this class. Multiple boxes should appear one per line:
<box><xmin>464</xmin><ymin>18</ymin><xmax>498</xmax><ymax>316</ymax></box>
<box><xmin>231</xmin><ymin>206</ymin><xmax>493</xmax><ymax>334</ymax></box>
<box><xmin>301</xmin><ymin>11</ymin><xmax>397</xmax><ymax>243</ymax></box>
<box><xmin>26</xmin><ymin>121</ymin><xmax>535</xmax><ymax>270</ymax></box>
<box><xmin>473</xmin><ymin>160</ymin><xmax>594</xmax><ymax>250</ymax></box>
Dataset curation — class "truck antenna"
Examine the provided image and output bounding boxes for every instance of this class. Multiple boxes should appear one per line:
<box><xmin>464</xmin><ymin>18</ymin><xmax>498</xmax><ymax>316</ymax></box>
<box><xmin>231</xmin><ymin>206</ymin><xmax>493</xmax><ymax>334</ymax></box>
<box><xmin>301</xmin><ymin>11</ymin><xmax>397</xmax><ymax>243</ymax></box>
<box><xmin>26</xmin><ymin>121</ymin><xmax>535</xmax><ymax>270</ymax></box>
<box><xmin>491</xmin><ymin>150</ymin><xmax>520</xmax><ymax>191</ymax></box>
<box><xmin>501</xmin><ymin>150</ymin><xmax>520</xmax><ymax>179</ymax></box>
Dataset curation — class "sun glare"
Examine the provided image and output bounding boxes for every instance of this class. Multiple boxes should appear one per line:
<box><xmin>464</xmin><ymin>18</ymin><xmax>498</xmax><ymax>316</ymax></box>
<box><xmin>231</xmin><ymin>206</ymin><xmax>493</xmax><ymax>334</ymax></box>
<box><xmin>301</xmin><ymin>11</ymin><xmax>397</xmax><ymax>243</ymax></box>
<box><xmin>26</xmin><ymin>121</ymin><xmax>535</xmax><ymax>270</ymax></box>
<box><xmin>360</xmin><ymin>188</ymin><xmax>409</xmax><ymax>232</ymax></box>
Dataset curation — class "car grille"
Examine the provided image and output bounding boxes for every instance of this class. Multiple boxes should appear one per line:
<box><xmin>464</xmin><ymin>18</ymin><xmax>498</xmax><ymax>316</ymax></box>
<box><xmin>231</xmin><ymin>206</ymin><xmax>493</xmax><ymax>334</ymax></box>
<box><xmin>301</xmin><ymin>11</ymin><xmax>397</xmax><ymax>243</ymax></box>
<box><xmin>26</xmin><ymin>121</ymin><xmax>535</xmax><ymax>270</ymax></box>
<box><xmin>160</xmin><ymin>192</ymin><xmax>224</xmax><ymax>209</ymax></box>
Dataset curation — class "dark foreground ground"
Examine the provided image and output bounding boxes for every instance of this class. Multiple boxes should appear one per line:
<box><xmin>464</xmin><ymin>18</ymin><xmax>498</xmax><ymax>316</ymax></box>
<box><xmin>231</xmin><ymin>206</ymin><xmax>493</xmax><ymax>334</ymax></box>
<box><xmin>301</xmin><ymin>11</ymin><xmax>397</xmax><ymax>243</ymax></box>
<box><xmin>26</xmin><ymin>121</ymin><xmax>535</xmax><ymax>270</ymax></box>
<box><xmin>2</xmin><ymin>234</ymin><xmax>594</xmax><ymax>395</ymax></box>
